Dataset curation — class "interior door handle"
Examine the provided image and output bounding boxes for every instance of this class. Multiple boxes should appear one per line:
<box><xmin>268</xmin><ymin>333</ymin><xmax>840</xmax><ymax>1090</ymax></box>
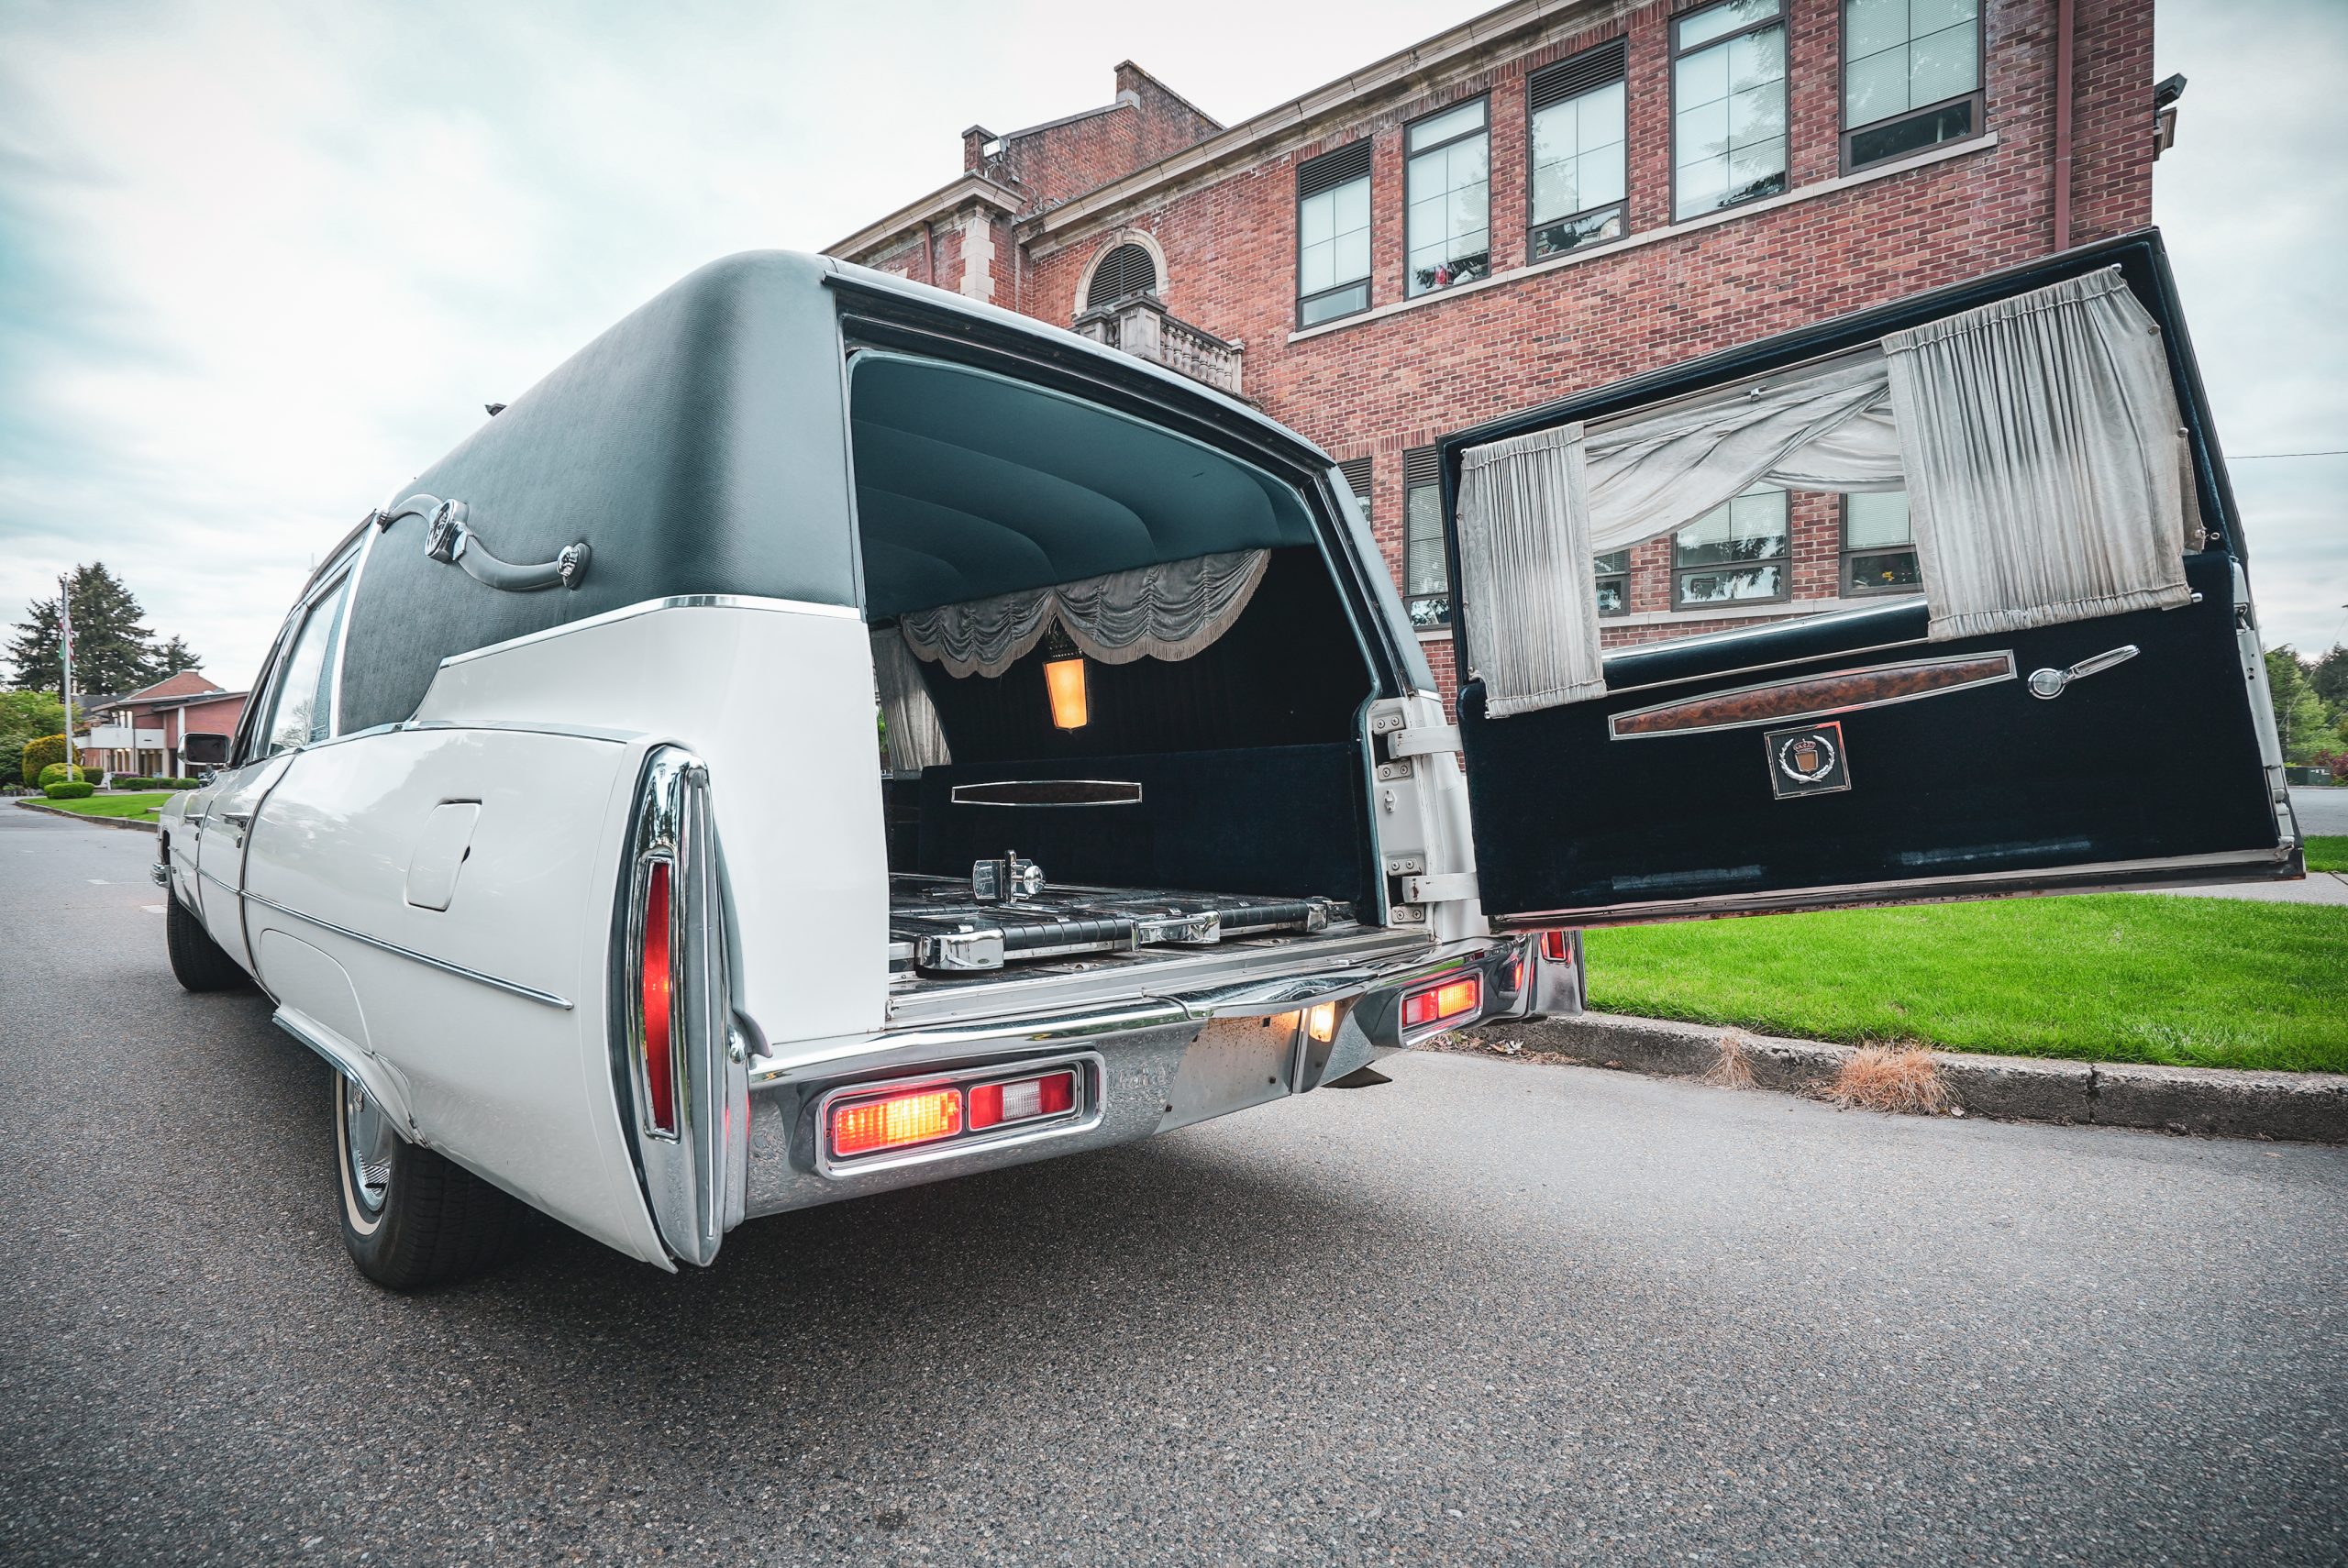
<box><xmin>2027</xmin><ymin>645</ymin><xmax>2139</xmax><ymax>700</ymax></box>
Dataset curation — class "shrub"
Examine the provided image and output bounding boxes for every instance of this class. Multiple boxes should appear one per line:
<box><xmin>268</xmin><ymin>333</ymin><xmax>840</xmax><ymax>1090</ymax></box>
<box><xmin>44</xmin><ymin>781</ymin><xmax>94</xmax><ymax>800</ymax></box>
<box><xmin>157</xmin><ymin>778</ymin><xmax>199</xmax><ymax>790</ymax></box>
<box><xmin>38</xmin><ymin>761</ymin><xmax>92</xmax><ymax>788</ymax></box>
<box><xmin>19</xmin><ymin>734</ymin><xmax>69</xmax><ymax>782</ymax></box>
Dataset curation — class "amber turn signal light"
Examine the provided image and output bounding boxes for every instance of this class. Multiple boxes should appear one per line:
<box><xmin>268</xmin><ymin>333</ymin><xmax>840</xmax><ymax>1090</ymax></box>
<box><xmin>831</xmin><ymin>1087</ymin><xmax>963</xmax><ymax>1159</ymax></box>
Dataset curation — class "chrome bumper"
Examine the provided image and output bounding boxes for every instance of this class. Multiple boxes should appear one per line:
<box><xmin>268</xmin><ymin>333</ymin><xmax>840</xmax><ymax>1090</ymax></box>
<box><xmin>736</xmin><ymin>932</ymin><xmax>1546</xmax><ymax>1220</ymax></box>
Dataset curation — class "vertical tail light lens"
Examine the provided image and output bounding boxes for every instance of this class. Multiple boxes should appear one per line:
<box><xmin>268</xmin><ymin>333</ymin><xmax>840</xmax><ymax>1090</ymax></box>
<box><xmin>831</xmin><ymin>1087</ymin><xmax>964</xmax><ymax>1158</ymax></box>
<box><xmin>1540</xmin><ymin>929</ymin><xmax>1573</xmax><ymax>963</ymax></box>
<box><xmin>638</xmin><ymin>858</ymin><xmax>677</xmax><ymax>1136</ymax></box>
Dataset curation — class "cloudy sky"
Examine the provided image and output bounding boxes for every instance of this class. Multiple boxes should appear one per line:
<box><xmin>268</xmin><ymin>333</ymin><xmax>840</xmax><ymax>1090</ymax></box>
<box><xmin>2</xmin><ymin>0</ymin><xmax>2342</xmax><ymax>690</ymax></box>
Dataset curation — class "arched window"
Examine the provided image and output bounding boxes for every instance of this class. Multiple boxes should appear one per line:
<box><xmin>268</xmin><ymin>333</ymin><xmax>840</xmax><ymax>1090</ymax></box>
<box><xmin>1086</xmin><ymin>243</ymin><xmax>1158</xmax><ymax>308</ymax></box>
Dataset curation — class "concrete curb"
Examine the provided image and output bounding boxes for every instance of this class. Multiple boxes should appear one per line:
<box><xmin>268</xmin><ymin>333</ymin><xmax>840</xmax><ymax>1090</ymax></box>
<box><xmin>10</xmin><ymin>799</ymin><xmax>161</xmax><ymax>834</ymax></box>
<box><xmin>1473</xmin><ymin>1011</ymin><xmax>2348</xmax><ymax>1145</ymax></box>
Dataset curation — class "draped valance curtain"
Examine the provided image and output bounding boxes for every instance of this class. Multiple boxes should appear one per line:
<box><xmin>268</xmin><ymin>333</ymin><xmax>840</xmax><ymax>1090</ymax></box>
<box><xmin>1455</xmin><ymin>269</ymin><xmax>2191</xmax><ymax>716</ymax></box>
<box><xmin>895</xmin><ymin>548</ymin><xmax>1270</xmax><ymax>679</ymax></box>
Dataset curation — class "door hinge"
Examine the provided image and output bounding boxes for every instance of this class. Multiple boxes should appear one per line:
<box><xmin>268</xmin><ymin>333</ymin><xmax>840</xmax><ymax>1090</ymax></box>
<box><xmin>1386</xmin><ymin>723</ymin><xmax>1461</xmax><ymax>760</ymax></box>
<box><xmin>1401</xmin><ymin>871</ymin><xmax>1479</xmax><ymax>904</ymax></box>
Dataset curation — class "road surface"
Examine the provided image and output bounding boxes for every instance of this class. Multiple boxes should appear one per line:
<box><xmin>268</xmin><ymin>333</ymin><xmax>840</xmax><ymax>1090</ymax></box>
<box><xmin>3</xmin><ymin>805</ymin><xmax>2342</xmax><ymax>1566</ymax></box>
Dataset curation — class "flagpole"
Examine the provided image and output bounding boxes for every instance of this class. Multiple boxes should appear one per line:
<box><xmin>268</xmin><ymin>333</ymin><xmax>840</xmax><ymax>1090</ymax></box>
<box><xmin>58</xmin><ymin>574</ymin><xmax>77</xmax><ymax>784</ymax></box>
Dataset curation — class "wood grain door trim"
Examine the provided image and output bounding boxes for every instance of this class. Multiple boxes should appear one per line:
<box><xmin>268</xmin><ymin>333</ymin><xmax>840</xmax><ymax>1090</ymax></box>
<box><xmin>1607</xmin><ymin>651</ymin><xmax>2017</xmax><ymax>740</ymax></box>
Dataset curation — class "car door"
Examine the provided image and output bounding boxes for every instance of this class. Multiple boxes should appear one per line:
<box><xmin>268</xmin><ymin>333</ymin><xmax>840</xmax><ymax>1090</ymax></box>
<box><xmin>1439</xmin><ymin>236</ymin><xmax>2295</xmax><ymax>929</ymax></box>
<box><xmin>194</xmin><ymin>568</ymin><xmax>351</xmax><ymax>966</ymax></box>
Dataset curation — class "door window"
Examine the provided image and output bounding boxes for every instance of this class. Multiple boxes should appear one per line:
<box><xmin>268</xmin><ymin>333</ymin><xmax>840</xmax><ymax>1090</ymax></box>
<box><xmin>255</xmin><ymin>576</ymin><xmax>350</xmax><ymax>757</ymax></box>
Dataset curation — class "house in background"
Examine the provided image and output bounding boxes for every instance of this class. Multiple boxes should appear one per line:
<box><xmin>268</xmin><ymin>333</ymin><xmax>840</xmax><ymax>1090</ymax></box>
<box><xmin>827</xmin><ymin>0</ymin><xmax>2170</xmax><ymax>698</ymax></box>
<box><xmin>79</xmin><ymin>670</ymin><xmax>248</xmax><ymax>778</ymax></box>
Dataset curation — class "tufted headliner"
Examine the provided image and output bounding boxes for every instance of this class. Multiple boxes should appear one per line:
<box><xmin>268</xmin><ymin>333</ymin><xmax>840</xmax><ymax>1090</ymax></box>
<box><xmin>849</xmin><ymin>352</ymin><xmax>1318</xmax><ymax>620</ymax></box>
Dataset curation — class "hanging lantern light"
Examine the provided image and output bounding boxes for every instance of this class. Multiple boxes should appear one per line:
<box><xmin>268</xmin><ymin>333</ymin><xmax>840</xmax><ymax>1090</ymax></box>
<box><xmin>1041</xmin><ymin>621</ymin><xmax>1089</xmax><ymax>730</ymax></box>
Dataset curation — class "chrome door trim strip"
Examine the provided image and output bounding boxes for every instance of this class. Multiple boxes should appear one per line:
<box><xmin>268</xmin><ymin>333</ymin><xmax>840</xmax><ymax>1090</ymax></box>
<box><xmin>1607</xmin><ymin>651</ymin><xmax>2018</xmax><ymax>740</ymax></box>
<box><xmin>1490</xmin><ymin>845</ymin><xmax>2301</xmax><ymax>929</ymax></box>
<box><xmin>436</xmin><ymin>593</ymin><xmax>861</xmax><ymax>669</ymax></box>
<box><xmin>240</xmin><ymin>889</ymin><xmax>574</xmax><ymax>1010</ymax></box>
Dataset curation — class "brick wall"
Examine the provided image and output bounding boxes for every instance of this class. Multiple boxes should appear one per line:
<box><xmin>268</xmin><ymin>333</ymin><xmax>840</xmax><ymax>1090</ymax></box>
<box><xmin>842</xmin><ymin>0</ymin><xmax>2156</xmax><ymax>701</ymax></box>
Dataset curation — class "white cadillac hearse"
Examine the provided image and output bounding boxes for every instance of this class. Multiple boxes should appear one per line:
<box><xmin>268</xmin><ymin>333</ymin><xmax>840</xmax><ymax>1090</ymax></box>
<box><xmin>160</xmin><ymin>232</ymin><xmax>2298</xmax><ymax>1286</ymax></box>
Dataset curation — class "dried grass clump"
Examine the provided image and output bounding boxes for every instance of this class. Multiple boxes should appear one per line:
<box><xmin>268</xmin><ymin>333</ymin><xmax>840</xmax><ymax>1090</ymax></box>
<box><xmin>1701</xmin><ymin>1031</ymin><xmax>1755</xmax><ymax>1089</ymax></box>
<box><xmin>1828</xmin><ymin>1045</ymin><xmax>1951</xmax><ymax>1115</ymax></box>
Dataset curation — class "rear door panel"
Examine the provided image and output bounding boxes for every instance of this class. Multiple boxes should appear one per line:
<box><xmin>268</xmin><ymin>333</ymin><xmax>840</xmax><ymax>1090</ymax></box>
<box><xmin>1442</xmin><ymin>233</ymin><xmax>2291</xmax><ymax>928</ymax></box>
<box><xmin>1461</xmin><ymin>551</ymin><xmax>2283</xmax><ymax>925</ymax></box>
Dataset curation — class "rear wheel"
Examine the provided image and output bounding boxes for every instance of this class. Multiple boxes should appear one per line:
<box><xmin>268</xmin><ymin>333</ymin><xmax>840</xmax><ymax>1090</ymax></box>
<box><xmin>335</xmin><ymin>1071</ymin><xmax>534</xmax><ymax>1289</ymax></box>
<box><xmin>165</xmin><ymin>893</ymin><xmax>247</xmax><ymax>992</ymax></box>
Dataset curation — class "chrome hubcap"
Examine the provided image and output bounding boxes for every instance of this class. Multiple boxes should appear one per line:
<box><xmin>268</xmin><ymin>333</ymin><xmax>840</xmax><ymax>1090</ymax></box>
<box><xmin>342</xmin><ymin>1075</ymin><xmax>394</xmax><ymax>1215</ymax></box>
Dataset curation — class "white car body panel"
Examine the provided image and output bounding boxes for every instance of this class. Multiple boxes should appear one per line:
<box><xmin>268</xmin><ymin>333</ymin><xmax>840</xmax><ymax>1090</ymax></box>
<box><xmin>412</xmin><ymin>597</ymin><xmax>892</xmax><ymax>1049</ymax></box>
<box><xmin>241</xmin><ymin>728</ymin><xmax>667</xmax><ymax>1264</ymax></box>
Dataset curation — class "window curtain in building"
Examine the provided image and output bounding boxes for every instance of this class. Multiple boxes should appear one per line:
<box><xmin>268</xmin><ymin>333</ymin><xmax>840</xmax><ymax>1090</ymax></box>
<box><xmin>896</xmin><ymin>548</ymin><xmax>1270</xmax><ymax>679</ymax></box>
<box><xmin>1456</xmin><ymin>355</ymin><xmax>1902</xmax><ymax>713</ymax></box>
<box><xmin>871</xmin><ymin>625</ymin><xmax>951</xmax><ymax>772</ymax></box>
<box><xmin>1883</xmin><ymin>268</ymin><xmax>2191</xmax><ymax>640</ymax></box>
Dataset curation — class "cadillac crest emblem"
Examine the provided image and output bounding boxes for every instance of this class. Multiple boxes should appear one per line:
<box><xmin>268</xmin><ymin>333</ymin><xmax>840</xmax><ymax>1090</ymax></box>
<box><xmin>1765</xmin><ymin>721</ymin><xmax>1850</xmax><ymax>799</ymax></box>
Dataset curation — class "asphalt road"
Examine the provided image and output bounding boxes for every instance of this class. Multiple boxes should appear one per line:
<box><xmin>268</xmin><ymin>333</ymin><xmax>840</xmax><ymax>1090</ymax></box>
<box><xmin>4</xmin><ymin>806</ymin><xmax>2344</xmax><ymax>1567</ymax></box>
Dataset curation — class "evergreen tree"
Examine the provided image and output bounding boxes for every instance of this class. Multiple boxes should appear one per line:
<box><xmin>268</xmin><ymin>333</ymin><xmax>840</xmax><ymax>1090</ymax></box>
<box><xmin>2310</xmin><ymin>645</ymin><xmax>2348</xmax><ymax>712</ymax></box>
<box><xmin>6</xmin><ymin>563</ymin><xmax>162</xmax><ymax>696</ymax></box>
<box><xmin>144</xmin><ymin>634</ymin><xmax>204</xmax><ymax>683</ymax></box>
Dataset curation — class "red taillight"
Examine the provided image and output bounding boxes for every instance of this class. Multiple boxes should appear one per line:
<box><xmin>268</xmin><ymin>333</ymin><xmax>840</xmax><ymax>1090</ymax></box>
<box><xmin>969</xmin><ymin>1069</ymin><xmax>1077</xmax><ymax>1132</ymax></box>
<box><xmin>1540</xmin><ymin>929</ymin><xmax>1575</xmax><ymax>963</ymax></box>
<box><xmin>1401</xmin><ymin>975</ymin><xmax>1481</xmax><ymax>1032</ymax></box>
<box><xmin>640</xmin><ymin>859</ymin><xmax>676</xmax><ymax>1135</ymax></box>
<box><xmin>831</xmin><ymin>1088</ymin><xmax>963</xmax><ymax>1159</ymax></box>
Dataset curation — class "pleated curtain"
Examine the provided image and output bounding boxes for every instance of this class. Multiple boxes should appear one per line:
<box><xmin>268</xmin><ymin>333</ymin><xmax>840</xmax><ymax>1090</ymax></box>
<box><xmin>896</xmin><ymin>549</ymin><xmax>1271</xmax><ymax>679</ymax></box>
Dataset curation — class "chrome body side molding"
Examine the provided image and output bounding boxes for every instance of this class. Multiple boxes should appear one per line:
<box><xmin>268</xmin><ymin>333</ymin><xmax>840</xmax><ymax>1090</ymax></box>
<box><xmin>239</xmin><ymin>889</ymin><xmax>574</xmax><ymax>1010</ymax></box>
<box><xmin>434</xmin><ymin>593</ymin><xmax>861</xmax><ymax>670</ymax></box>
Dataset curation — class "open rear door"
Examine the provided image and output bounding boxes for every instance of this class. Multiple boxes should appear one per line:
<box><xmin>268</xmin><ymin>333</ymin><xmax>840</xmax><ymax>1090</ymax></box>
<box><xmin>1443</xmin><ymin>234</ymin><xmax>2297</xmax><ymax>929</ymax></box>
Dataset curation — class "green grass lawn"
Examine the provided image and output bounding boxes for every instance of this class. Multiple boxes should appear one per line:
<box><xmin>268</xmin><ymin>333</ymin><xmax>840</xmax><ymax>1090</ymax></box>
<box><xmin>31</xmin><ymin>790</ymin><xmax>174</xmax><ymax>821</ymax></box>
<box><xmin>1584</xmin><ymin>893</ymin><xmax>2348</xmax><ymax>1075</ymax></box>
<box><xmin>2308</xmin><ymin>835</ymin><xmax>2348</xmax><ymax>873</ymax></box>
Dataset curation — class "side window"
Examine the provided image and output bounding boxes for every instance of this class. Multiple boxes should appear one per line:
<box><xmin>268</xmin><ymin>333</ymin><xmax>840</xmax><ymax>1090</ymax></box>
<box><xmin>1403</xmin><ymin>98</ymin><xmax>1490</xmax><ymax>296</ymax></box>
<box><xmin>1671</xmin><ymin>486</ymin><xmax>1789</xmax><ymax>608</ymax></box>
<box><xmin>1336</xmin><ymin>456</ymin><xmax>1373</xmax><ymax>525</ymax></box>
<box><xmin>1529</xmin><ymin>40</ymin><xmax>1629</xmax><ymax>259</ymax></box>
<box><xmin>1673</xmin><ymin>0</ymin><xmax>1789</xmax><ymax>221</ymax></box>
<box><xmin>1594</xmin><ymin>550</ymin><xmax>1632</xmax><ymax>615</ymax></box>
<box><xmin>1298</xmin><ymin>142</ymin><xmax>1374</xmax><ymax>327</ymax></box>
<box><xmin>1402</xmin><ymin>445</ymin><xmax>1450</xmax><ymax>627</ymax></box>
<box><xmin>254</xmin><ymin>575</ymin><xmax>350</xmax><ymax>758</ymax></box>
<box><xmin>1843</xmin><ymin>0</ymin><xmax>1982</xmax><ymax>171</ymax></box>
<box><xmin>1843</xmin><ymin>491</ymin><xmax>1923</xmax><ymax>593</ymax></box>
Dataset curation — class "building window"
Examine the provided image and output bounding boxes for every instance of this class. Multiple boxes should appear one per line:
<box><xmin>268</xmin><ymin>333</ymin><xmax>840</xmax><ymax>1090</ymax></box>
<box><xmin>1402</xmin><ymin>446</ymin><xmax>1450</xmax><ymax>626</ymax></box>
<box><xmin>1672</xmin><ymin>486</ymin><xmax>1789</xmax><ymax>607</ymax></box>
<box><xmin>1529</xmin><ymin>40</ymin><xmax>1629</xmax><ymax>259</ymax></box>
<box><xmin>1843</xmin><ymin>491</ymin><xmax>1922</xmax><ymax>593</ymax></box>
<box><xmin>1298</xmin><ymin>142</ymin><xmax>1373</xmax><ymax>326</ymax></box>
<box><xmin>1336</xmin><ymin>455</ymin><xmax>1373</xmax><ymax>524</ymax></box>
<box><xmin>1085</xmin><ymin>243</ymin><xmax>1158</xmax><ymax>310</ymax></box>
<box><xmin>1404</xmin><ymin>99</ymin><xmax>1490</xmax><ymax>297</ymax></box>
<box><xmin>1672</xmin><ymin>0</ymin><xmax>1789</xmax><ymax>221</ymax></box>
<box><xmin>1594</xmin><ymin>550</ymin><xmax>1631</xmax><ymax>615</ymax></box>
<box><xmin>1843</xmin><ymin>0</ymin><xmax>1982</xmax><ymax>170</ymax></box>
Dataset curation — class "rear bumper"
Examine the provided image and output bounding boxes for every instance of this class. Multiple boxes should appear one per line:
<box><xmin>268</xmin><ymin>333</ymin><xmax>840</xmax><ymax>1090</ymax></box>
<box><xmin>736</xmin><ymin>932</ymin><xmax>1556</xmax><ymax>1220</ymax></box>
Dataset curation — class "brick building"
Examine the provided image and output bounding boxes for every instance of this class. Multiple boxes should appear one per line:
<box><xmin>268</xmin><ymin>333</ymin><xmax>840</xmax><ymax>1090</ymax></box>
<box><xmin>827</xmin><ymin>0</ymin><xmax>2165</xmax><ymax>694</ymax></box>
<box><xmin>78</xmin><ymin>669</ymin><xmax>248</xmax><ymax>778</ymax></box>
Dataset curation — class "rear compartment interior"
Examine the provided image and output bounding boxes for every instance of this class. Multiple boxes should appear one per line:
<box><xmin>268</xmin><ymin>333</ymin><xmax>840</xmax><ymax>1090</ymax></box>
<box><xmin>847</xmin><ymin>351</ymin><xmax>1384</xmax><ymax>987</ymax></box>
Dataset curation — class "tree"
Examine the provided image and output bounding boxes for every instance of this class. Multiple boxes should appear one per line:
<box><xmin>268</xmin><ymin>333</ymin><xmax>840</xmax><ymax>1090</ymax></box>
<box><xmin>0</xmin><ymin>692</ymin><xmax>66</xmax><ymax>788</ymax></box>
<box><xmin>6</xmin><ymin>563</ymin><xmax>167</xmax><ymax>696</ymax></box>
<box><xmin>144</xmin><ymin>634</ymin><xmax>204</xmax><ymax>683</ymax></box>
<box><xmin>2265</xmin><ymin>646</ymin><xmax>2338</xmax><ymax>765</ymax></box>
<box><xmin>19</xmin><ymin>734</ymin><xmax>70</xmax><ymax>783</ymax></box>
<box><xmin>2310</xmin><ymin>645</ymin><xmax>2348</xmax><ymax>713</ymax></box>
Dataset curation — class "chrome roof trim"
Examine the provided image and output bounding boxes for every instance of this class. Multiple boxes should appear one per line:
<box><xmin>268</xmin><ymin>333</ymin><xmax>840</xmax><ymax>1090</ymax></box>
<box><xmin>241</xmin><ymin>889</ymin><xmax>573</xmax><ymax>1010</ymax></box>
<box><xmin>436</xmin><ymin>593</ymin><xmax>861</xmax><ymax>670</ymax></box>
